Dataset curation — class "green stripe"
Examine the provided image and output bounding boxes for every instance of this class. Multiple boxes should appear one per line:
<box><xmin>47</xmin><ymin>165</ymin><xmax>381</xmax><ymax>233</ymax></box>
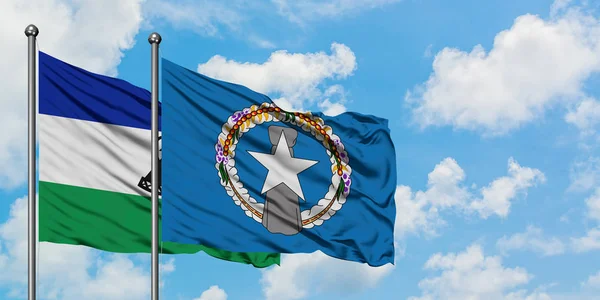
<box><xmin>39</xmin><ymin>181</ymin><xmax>280</xmax><ymax>268</ymax></box>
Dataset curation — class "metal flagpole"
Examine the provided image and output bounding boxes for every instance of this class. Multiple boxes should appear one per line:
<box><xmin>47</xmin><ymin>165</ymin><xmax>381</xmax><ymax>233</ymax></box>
<box><xmin>148</xmin><ymin>32</ymin><xmax>162</xmax><ymax>300</ymax></box>
<box><xmin>25</xmin><ymin>24</ymin><xmax>39</xmax><ymax>300</ymax></box>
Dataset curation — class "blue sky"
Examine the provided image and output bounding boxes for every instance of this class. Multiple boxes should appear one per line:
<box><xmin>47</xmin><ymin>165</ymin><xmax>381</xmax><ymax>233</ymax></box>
<box><xmin>1</xmin><ymin>0</ymin><xmax>600</xmax><ymax>299</ymax></box>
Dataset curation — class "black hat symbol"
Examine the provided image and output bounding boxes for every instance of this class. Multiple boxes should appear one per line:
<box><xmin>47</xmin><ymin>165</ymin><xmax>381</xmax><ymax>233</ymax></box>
<box><xmin>138</xmin><ymin>136</ymin><xmax>161</xmax><ymax>196</ymax></box>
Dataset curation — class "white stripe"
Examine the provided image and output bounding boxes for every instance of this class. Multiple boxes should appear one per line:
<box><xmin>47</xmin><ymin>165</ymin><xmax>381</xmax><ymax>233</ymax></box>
<box><xmin>40</xmin><ymin>114</ymin><xmax>155</xmax><ymax>195</ymax></box>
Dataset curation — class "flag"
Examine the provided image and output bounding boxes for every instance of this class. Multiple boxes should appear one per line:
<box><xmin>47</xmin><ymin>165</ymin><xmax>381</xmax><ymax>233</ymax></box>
<box><xmin>38</xmin><ymin>52</ymin><xmax>280</xmax><ymax>268</ymax></box>
<box><xmin>161</xmin><ymin>59</ymin><xmax>397</xmax><ymax>266</ymax></box>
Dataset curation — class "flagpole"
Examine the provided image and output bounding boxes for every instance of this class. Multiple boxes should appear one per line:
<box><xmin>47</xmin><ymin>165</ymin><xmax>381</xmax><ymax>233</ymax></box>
<box><xmin>148</xmin><ymin>32</ymin><xmax>162</xmax><ymax>300</ymax></box>
<box><xmin>25</xmin><ymin>24</ymin><xmax>39</xmax><ymax>300</ymax></box>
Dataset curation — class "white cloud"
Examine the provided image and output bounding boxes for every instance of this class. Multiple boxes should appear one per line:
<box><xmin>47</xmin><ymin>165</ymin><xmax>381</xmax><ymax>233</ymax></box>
<box><xmin>143</xmin><ymin>0</ymin><xmax>243</xmax><ymax>37</ymax></box>
<box><xmin>272</xmin><ymin>0</ymin><xmax>401</xmax><ymax>25</ymax></box>
<box><xmin>418</xmin><ymin>157</ymin><xmax>470</xmax><ymax>209</ymax></box>
<box><xmin>550</xmin><ymin>0</ymin><xmax>574</xmax><ymax>17</ymax></box>
<box><xmin>423</xmin><ymin>44</ymin><xmax>433</xmax><ymax>58</ymax></box>
<box><xmin>569</xmin><ymin>156</ymin><xmax>600</xmax><ymax>192</ymax></box>
<box><xmin>504</xmin><ymin>289</ymin><xmax>553</xmax><ymax>300</ymax></box>
<box><xmin>570</xmin><ymin>189</ymin><xmax>600</xmax><ymax>253</ymax></box>
<box><xmin>496</xmin><ymin>226</ymin><xmax>566</xmax><ymax>257</ymax></box>
<box><xmin>194</xmin><ymin>285</ymin><xmax>228</xmax><ymax>300</ymax></box>
<box><xmin>0</xmin><ymin>0</ymin><xmax>144</xmax><ymax>188</ymax></box>
<box><xmin>469</xmin><ymin>158</ymin><xmax>546</xmax><ymax>219</ymax></box>
<box><xmin>585</xmin><ymin>188</ymin><xmax>600</xmax><ymax>222</ymax></box>
<box><xmin>75</xmin><ymin>255</ymin><xmax>150</xmax><ymax>300</ymax></box>
<box><xmin>318</xmin><ymin>99</ymin><xmax>347</xmax><ymax>116</ymax></box>
<box><xmin>406</xmin><ymin>5</ymin><xmax>600</xmax><ymax>136</ymax></box>
<box><xmin>317</xmin><ymin>85</ymin><xmax>348</xmax><ymax>116</ymax></box>
<box><xmin>260</xmin><ymin>251</ymin><xmax>394</xmax><ymax>300</ymax></box>
<box><xmin>248</xmin><ymin>35</ymin><xmax>277</xmax><ymax>49</ymax></box>
<box><xmin>582</xmin><ymin>270</ymin><xmax>600</xmax><ymax>289</ymax></box>
<box><xmin>160</xmin><ymin>257</ymin><xmax>176</xmax><ymax>273</ymax></box>
<box><xmin>409</xmin><ymin>244</ymin><xmax>536</xmax><ymax>300</ymax></box>
<box><xmin>394</xmin><ymin>185</ymin><xmax>445</xmax><ymax>238</ymax></box>
<box><xmin>396</xmin><ymin>157</ymin><xmax>545</xmax><ymax>237</ymax></box>
<box><xmin>197</xmin><ymin>43</ymin><xmax>357</xmax><ymax>112</ymax></box>
<box><xmin>394</xmin><ymin>157</ymin><xmax>469</xmax><ymax>238</ymax></box>
<box><xmin>565</xmin><ymin>97</ymin><xmax>600</xmax><ymax>137</ymax></box>
<box><xmin>0</xmin><ymin>196</ymin><xmax>158</xmax><ymax>300</ymax></box>
<box><xmin>571</xmin><ymin>228</ymin><xmax>600</xmax><ymax>253</ymax></box>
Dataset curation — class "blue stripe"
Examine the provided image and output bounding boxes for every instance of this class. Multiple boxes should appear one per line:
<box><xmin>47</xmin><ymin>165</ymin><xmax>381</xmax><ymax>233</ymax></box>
<box><xmin>39</xmin><ymin>51</ymin><xmax>161</xmax><ymax>130</ymax></box>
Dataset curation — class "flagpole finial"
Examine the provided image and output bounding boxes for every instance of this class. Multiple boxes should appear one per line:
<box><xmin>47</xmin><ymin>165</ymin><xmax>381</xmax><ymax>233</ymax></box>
<box><xmin>24</xmin><ymin>24</ymin><xmax>39</xmax><ymax>37</ymax></box>
<box><xmin>148</xmin><ymin>32</ymin><xmax>162</xmax><ymax>45</ymax></box>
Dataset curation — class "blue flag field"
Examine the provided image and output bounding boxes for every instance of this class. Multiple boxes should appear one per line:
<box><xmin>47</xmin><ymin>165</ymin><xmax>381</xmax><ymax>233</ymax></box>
<box><xmin>161</xmin><ymin>59</ymin><xmax>397</xmax><ymax>266</ymax></box>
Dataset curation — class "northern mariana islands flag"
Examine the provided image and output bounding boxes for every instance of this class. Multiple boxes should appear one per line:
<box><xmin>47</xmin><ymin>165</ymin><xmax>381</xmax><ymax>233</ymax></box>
<box><xmin>161</xmin><ymin>59</ymin><xmax>397</xmax><ymax>266</ymax></box>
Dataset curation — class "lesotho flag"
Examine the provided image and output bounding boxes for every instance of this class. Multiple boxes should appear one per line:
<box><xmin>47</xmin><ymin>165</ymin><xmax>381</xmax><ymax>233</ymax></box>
<box><xmin>161</xmin><ymin>58</ymin><xmax>397</xmax><ymax>266</ymax></box>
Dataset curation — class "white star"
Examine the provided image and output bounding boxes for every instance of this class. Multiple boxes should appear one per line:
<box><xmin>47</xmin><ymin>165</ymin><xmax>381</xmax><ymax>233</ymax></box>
<box><xmin>248</xmin><ymin>131</ymin><xmax>317</xmax><ymax>201</ymax></box>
